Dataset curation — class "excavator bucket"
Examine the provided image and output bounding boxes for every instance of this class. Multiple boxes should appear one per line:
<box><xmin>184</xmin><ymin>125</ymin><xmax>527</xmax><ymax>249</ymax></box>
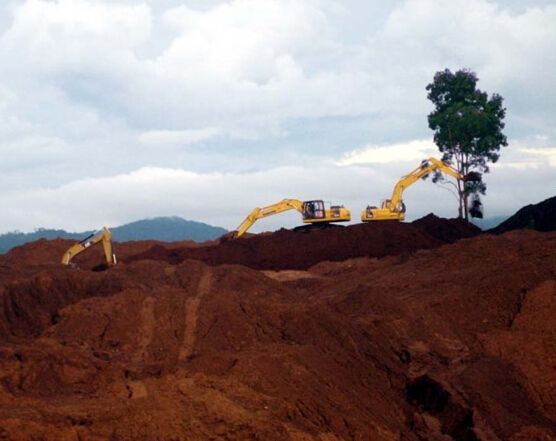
<box><xmin>218</xmin><ymin>231</ymin><xmax>239</xmax><ymax>243</ymax></box>
<box><xmin>469</xmin><ymin>196</ymin><xmax>484</xmax><ymax>218</ymax></box>
<box><xmin>463</xmin><ymin>171</ymin><xmax>482</xmax><ymax>182</ymax></box>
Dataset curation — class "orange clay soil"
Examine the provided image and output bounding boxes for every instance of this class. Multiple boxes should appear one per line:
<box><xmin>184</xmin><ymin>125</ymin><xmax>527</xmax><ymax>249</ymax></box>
<box><xmin>0</xmin><ymin>218</ymin><xmax>555</xmax><ymax>440</ymax></box>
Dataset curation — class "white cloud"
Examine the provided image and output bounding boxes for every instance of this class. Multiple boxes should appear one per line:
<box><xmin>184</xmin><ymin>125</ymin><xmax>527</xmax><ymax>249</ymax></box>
<box><xmin>0</xmin><ymin>163</ymin><xmax>422</xmax><ymax>232</ymax></box>
<box><xmin>520</xmin><ymin>148</ymin><xmax>556</xmax><ymax>167</ymax></box>
<box><xmin>158</xmin><ymin>0</ymin><xmax>331</xmax><ymax>83</ymax></box>
<box><xmin>336</xmin><ymin>139</ymin><xmax>436</xmax><ymax>166</ymax></box>
<box><xmin>1</xmin><ymin>0</ymin><xmax>151</xmax><ymax>73</ymax></box>
<box><xmin>130</xmin><ymin>0</ymin><xmax>376</xmax><ymax>129</ymax></box>
<box><xmin>138</xmin><ymin>127</ymin><xmax>222</xmax><ymax>145</ymax></box>
<box><xmin>490</xmin><ymin>137</ymin><xmax>556</xmax><ymax>169</ymax></box>
<box><xmin>1</xmin><ymin>139</ymin><xmax>554</xmax><ymax>234</ymax></box>
<box><xmin>376</xmin><ymin>0</ymin><xmax>556</xmax><ymax>126</ymax></box>
<box><xmin>2</xmin><ymin>0</ymin><xmax>555</xmax><ymax>139</ymax></box>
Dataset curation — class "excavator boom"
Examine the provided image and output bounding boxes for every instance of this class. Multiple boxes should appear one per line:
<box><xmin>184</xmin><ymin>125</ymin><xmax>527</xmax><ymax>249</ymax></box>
<box><xmin>61</xmin><ymin>227</ymin><xmax>117</xmax><ymax>267</ymax></box>
<box><xmin>361</xmin><ymin>157</ymin><xmax>464</xmax><ymax>222</ymax></box>
<box><xmin>228</xmin><ymin>198</ymin><xmax>350</xmax><ymax>239</ymax></box>
<box><xmin>233</xmin><ymin>199</ymin><xmax>304</xmax><ymax>238</ymax></box>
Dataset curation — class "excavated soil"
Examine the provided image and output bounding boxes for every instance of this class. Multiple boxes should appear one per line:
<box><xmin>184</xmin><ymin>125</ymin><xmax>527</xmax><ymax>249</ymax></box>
<box><xmin>411</xmin><ymin>213</ymin><xmax>481</xmax><ymax>243</ymax></box>
<box><xmin>491</xmin><ymin>195</ymin><xmax>556</xmax><ymax>234</ymax></box>
<box><xmin>125</xmin><ymin>216</ymin><xmax>481</xmax><ymax>270</ymax></box>
<box><xmin>0</xmin><ymin>215</ymin><xmax>555</xmax><ymax>441</ymax></box>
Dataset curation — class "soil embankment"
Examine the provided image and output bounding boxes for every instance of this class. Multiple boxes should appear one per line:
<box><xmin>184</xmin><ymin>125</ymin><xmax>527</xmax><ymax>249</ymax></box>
<box><xmin>0</xmin><ymin>215</ymin><xmax>555</xmax><ymax>440</ymax></box>
<box><xmin>491</xmin><ymin>195</ymin><xmax>556</xmax><ymax>234</ymax></box>
<box><xmin>125</xmin><ymin>216</ymin><xmax>481</xmax><ymax>270</ymax></box>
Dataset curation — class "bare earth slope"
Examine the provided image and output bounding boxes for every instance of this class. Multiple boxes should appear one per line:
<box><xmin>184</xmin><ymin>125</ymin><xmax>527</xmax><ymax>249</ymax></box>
<box><xmin>490</xmin><ymin>195</ymin><xmax>556</xmax><ymax>234</ymax></box>
<box><xmin>0</xmin><ymin>219</ymin><xmax>555</xmax><ymax>440</ymax></box>
<box><xmin>125</xmin><ymin>217</ymin><xmax>480</xmax><ymax>270</ymax></box>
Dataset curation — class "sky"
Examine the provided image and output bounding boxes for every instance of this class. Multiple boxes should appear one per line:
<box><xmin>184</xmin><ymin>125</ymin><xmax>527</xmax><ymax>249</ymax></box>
<box><xmin>0</xmin><ymin>0</ymin><xmax>555</xmax><ymax>233</ymax></box>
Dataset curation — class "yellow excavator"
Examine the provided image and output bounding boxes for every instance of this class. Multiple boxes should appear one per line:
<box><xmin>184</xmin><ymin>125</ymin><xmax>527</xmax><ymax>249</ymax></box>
<box><xmin>361</xmin><ymin>157</ymin><xmax>464</xmax><ymax>222</ymax></box>
<box><xmin>227</xmin><ymin>199</ymin><xmax>351</xmax><ymax>239</ymax></box>
<box><xmin>61</xmin><ymin>227</ymin><xmax>117</xmax><ymax>267</ymax></box>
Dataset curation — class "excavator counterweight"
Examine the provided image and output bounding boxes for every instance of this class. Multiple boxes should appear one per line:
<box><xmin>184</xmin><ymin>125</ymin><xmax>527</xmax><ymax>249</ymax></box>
<box><xmin>61</xmin><ymin>227</ymin><xmax>117</xmax><ymax>267</ymax></box>
<box><xmin>361</xmin><ymin>157</ymin><xmax>464</xmax><ymax>222</ymax></box>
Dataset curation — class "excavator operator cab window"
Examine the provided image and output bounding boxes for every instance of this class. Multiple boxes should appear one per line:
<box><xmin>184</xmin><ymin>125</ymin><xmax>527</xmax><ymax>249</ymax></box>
<box><xmin>302</xmin><ymin>200</ymin><xmax>325</xmax><ymax>220</ymax></box>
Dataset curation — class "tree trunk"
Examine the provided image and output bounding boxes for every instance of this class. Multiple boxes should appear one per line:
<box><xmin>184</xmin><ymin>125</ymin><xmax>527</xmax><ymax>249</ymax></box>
<box><xmin>456</xmin><ymin>177</ymin><xmax>464</xmax><ymax>219</ymax></box>
<box><xmin>462</xmin><ymin>152</ymin><xmax>469</xmax><ymax>220</ymax></box>
<box><xmin>455</xmin><ymin>152</ymin><xmax>466</xmax><ymax>220</ymax></box>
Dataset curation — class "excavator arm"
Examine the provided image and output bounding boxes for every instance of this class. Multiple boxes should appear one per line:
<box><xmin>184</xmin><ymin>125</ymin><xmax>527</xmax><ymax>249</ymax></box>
<box><xmin>228</xmin><ymin>198</ymin><xmax>350</xmax><ymax>239</ymax></box>
<box><xmin>232</xmin><ymin>199</ymin><xmax>304</xmax><ymax>239</ymax></box>
<box><xmin>362</xmin><ymin>157</ymin><xmax>463</xmax><ymax>222</ymax></box>
<box><xmin>61</xmin><ymin>227</ymin><xmax>117</xmax><ymax>266</ymax></box>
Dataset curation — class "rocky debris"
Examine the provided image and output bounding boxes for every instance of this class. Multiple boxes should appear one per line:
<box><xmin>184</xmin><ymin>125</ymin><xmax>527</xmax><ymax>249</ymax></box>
<box><xmin>490</xmin><ymin>195</ymin><xmax>556</xmax><ymax>234</ymax></box>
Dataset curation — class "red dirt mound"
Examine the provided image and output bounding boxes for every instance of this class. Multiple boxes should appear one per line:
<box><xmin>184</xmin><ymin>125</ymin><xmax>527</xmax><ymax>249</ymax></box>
<box><xmin>0</xmin><ymin>230</ymin><xmax>554</xmax><ymax>440</ymax></box>
<box><xmin>0</xmin><ymin>238</ymin><xmax>72</xmax><ymax>268</ymax></box>
<box><xmin>412</xmin><ymin>213</ymin><xmax>481</xmax><ymax>243</ymax></box>
<box><xmin>2</xmin><ymin>215</ymin><xmax>478</xmax><ymax>272</ymax></box>
<box><xmin>0</xmin><ymin>226</ymin><xmax>555</xmax><ymax>440</ymax></box>
<box><xmin>0</xmin><ymin>238</ymin><xmax>201</xmax><ymax>271</ymax></box>
<box><xmin>127</xmin><ymin>221</ymin><xmax>450</xmax><ymax>270</ymax></box>
<box><xmin>490</xmin><ymin>194</ymin><xmax>556</xmax><ymax>233</ymax></box>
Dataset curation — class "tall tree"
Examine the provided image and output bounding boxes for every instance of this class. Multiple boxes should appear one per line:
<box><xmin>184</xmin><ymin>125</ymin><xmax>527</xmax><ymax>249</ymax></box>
<box><xmin>426</xmin><ymin>68</ymin><xmax>507</xmax><ymax>219</ymax></box>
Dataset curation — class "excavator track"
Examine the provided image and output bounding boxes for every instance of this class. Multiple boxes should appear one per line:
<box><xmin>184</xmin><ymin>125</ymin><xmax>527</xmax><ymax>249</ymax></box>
<box><xmin>292</xmin><ymin>223</ymin><xmax>345</xmax><ymax>233</ymax></box>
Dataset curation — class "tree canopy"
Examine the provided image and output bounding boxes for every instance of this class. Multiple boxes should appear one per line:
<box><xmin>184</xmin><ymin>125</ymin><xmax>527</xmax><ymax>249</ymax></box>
<box><xmin>426</xmin><ymin>68</ymin><xmax>507</xmax><ymax>219</ymax></box>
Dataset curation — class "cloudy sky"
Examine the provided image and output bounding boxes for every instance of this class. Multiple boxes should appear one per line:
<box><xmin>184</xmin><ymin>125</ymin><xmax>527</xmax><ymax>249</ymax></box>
<box><xmin>0</xmin><ymin>0</ymin><xmax>555</xmax><ymax>233</ymax></box>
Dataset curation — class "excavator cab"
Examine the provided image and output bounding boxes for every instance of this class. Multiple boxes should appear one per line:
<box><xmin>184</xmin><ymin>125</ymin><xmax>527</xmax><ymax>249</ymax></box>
<box><xmin>302</xmin><ymin>200</ymin><xmax>326</xmax><ymax>220</ymax></box>
<box><xmin>301</xmin><ymin>200</ymin><xmax>350</xmax><ymax>223</ymax></box>
<box><xmin>381</xmin><ymin>199</ymin><xmax>406</xmax><ymax>213</ymax></box>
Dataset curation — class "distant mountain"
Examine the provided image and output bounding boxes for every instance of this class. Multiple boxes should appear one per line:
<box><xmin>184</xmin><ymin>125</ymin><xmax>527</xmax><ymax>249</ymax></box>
<box><xmin>110</xmin><ymin>217</ymin><xmax>227</xmax><ymax>242</ymax></box>
<box><xmin>490</xmin><ymin>195</ymin><xmax>556</xmax><ymax>234</ymax></box>
<box><xmin>0</xmin><ymin>229</ymin><xmax>93</xmax><ymax>254</ymax></box>
<box><xmin>471</xmin><ymin>215</ymin><xmax>509</xmax><ymax>231</ymax></box>
<box><xmin>0</xmin><ymin>217</ymin><xmax>227</xmax><ymax>254</ymax></box>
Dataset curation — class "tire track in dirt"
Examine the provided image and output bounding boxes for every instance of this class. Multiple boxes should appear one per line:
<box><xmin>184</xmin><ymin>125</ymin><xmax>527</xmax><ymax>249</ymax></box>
<box><xmin>179</xmin><ymin>268</ymin><xmax>212</xmax><ymax>361</ymax></box>
<box><xmin>134</xmin><ymin>296</ymin><xmax>156</xmax><ymax>363</ymax></box>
